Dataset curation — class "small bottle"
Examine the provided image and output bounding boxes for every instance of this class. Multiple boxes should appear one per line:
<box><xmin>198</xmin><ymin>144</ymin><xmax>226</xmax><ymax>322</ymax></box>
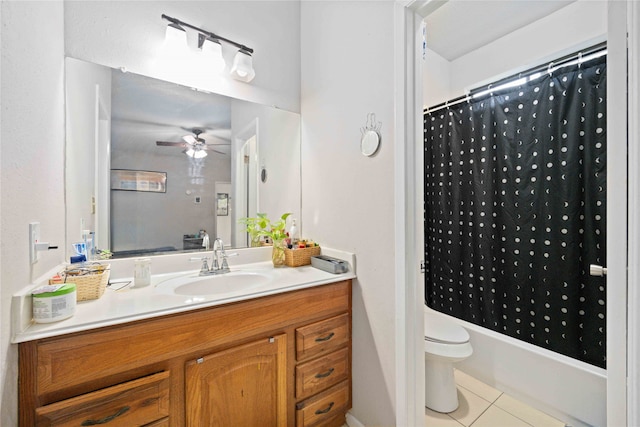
<box><xmin>82</xmin><ymin>230</ymin><xmax>93</xmax><ymax>261</ymax></box>
<box><xmin>289</xmin><ymin>219</ymin><xmax>299</xmax><ymax>247</ymax></box>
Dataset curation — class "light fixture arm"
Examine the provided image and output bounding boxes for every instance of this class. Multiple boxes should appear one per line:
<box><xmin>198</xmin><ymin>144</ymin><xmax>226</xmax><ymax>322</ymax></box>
<box><xmin>161</xmin><ymin>14</ymin><xmax>253</xmax><ymax>54</ymax></box>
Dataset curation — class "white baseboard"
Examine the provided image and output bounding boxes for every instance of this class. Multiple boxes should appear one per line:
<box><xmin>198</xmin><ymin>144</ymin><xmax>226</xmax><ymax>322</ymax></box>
<box><xmin>346</xmin><ymin>411</ymin><xmax>365</xmax><ymax>427</ymax></box>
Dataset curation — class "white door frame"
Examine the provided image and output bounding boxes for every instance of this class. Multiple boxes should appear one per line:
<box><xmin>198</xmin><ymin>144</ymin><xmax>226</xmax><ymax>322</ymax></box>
<box><xmin>625</xmin><ymin>2</ymin><xmax>640</xmax><ymax>426</ymax></box>
<box><xmin>393</xmin><ymin>3</ymin><xmax>425</xmax><ymax>426</ymax></box>
<box><xmin>396</xmin><ymin>1</ymin><xmax>637</xmax><ymax>426</ymax></box>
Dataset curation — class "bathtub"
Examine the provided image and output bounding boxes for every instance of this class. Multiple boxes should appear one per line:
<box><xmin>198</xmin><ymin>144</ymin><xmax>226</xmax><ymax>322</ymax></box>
<box><xmin>426</xmin><ymin>307</ymin><xmax>606</xmax><ymax>427</ymax></box>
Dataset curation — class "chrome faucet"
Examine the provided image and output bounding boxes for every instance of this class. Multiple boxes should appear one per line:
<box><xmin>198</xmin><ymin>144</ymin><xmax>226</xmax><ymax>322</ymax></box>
<box><xmin>212</xmin><ymin>238</ymin><xmax>230</xmax><ymax>274</ymax></box>
<box><xmin>192</xmin><ymin>238</ymin><xmax>235</xmax><ymax>276</ymax></box>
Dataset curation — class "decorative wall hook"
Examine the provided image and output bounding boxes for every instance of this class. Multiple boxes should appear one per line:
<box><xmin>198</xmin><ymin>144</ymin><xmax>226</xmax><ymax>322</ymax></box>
<box><xmin>360</xmin><ymin>113</ymin><xmax>382</xmax><ymax>157</ymax></box>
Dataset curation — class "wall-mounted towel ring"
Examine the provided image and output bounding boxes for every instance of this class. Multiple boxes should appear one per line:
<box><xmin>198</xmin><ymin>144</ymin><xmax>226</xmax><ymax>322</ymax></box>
<box><xmin>360</xmin><ymin>112</ymin><xmax>382</xmax><ymax>157</ymax></box>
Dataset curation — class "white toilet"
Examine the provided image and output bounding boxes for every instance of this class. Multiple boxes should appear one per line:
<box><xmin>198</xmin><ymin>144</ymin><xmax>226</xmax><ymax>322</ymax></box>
<box><xmin>424</xmin><ymin>311</ymin><xmax>473</xmax><ymax>413</ymax></box>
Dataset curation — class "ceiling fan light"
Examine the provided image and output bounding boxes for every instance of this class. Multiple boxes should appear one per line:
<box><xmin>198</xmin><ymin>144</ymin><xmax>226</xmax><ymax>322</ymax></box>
<box><xmin>230</xmin><ymin>49</ymin><xmax>255</xmax><ymax>82</ymax></box>
<box><xmin>185</xmin><ymin>147</ymin><xmax>196</xmax><ymax>157</ymax></box>
<box><xmin>201</xmin><ymin>38</ymin><xmax>226</xmax><ymax>74</ymax></box>
<box><xmin>194</xmin><ymin>149</ymin><xmax>208</xmax><ymax>159</ymax></box>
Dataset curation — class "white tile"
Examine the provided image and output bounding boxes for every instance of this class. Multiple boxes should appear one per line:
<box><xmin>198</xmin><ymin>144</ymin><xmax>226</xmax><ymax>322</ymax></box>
<box><xmin>425</xmin><ymin>408</ymin><xmax>466</xmax><ymax>427</ymax></box>
<box><xmin>454</xmin><ymin>370</ymin><xmax>502</xmax><ymax>403</ymax></box>
<box><xmin>494</xmin><ymin>394</ymin><xmax>566</xmax><ymax>427</ymax></box>
<box><xmin>470</xmin><ymin>405</ymin><xmax>531</xmax><ymax>427</ymax></box>
<box><xmin>448</xmin><ymin>387</ymin><xmax>492</xmax><ymax>427</ymax></box>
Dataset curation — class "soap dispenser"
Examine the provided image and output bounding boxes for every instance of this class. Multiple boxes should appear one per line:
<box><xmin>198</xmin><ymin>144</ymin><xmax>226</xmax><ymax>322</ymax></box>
<box><xmin>289</xmin><ymin>219</ymin><xmax>299</xmax><ymax>246</ymax></box>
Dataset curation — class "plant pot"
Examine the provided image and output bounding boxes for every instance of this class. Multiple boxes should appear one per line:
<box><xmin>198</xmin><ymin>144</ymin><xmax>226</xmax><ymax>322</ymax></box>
<box><xmin>272</xmin><ymin>239</ymin><xmax>286</xmax><ymax>268</ymax></box>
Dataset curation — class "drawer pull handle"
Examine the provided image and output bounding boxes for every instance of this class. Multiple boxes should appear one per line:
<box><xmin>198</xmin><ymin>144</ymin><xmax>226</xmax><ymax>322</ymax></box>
<box><xmin>315</xmin><ymin>367</ymin><xmax>335</xmax><ymax>379</ymax></box>
<box><xmin>315</xmin><ymin>401</ymin><xmax>335</xmax><ymax>415</ymax></box>
<box><xmin>315</xmin><ymin>332</ymin><xmax>335</xmax><ymax>342</ymax></box>
<box><xmin>81</xmin><ymin>406</ymin><xmax>130</xmax><ymax>425</ymax></box>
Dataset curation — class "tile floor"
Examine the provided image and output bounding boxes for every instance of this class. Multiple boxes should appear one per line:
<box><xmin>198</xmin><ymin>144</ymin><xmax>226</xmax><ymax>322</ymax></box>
<box><xmin>425</xmin><ymin>370</ymin><xmax>567</xmax><ymax>427</ymax></box>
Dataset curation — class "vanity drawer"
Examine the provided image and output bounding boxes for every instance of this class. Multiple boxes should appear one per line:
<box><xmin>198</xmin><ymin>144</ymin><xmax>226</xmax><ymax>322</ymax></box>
<box><xmin>34</xmin><ymin>371</ymin><xmax>170</xmax><ymax>426</ymax></box>
<box><xmin>296</xmin><ymin>313</ymin><xmax>350</xmax><ymax>361</ymax></box>
<box><xmin>296</xmin><ymin>347</ymin><xmax>349</xmax><ymax>399</ymax></box>
<box><xmin>295</xmin><ymin>380</ymin><xmax>349</xmax><ymax>427</ymax></box>
<box><xmin>144</xmin><ymin>417</ymin><xmax>169</xmax><ymax>426</ymax></box>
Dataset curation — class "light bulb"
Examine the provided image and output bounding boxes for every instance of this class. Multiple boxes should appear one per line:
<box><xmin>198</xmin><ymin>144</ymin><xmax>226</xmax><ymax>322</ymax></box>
<box><xmin>201</xmin><ymin>38</ymin><xmax>226</xmax><ymax>74</ymax></box>
<box><xmin>194</xmin><ymin>149</ymin><xmax>208</xmax><ymax>159</ymax></box>
<box><xmin>164</xmin><ymin>23</ymin><xmax>187</xmax><ymax>50</ymax></box>
<box><xmin>230</xmin><ymin>49</ymin><xmax>255</xmax><ymax>82</ymax></box>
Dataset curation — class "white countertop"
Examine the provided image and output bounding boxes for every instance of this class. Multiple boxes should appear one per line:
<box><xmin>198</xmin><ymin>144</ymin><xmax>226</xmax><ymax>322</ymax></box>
<box><xmin>11</xmin><ymin>247</ymin><xmax>356</xmax><ymax>343</ymax></box>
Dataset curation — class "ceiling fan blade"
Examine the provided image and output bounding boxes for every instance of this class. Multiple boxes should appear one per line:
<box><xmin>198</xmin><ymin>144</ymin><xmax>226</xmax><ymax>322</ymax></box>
<box><xmin>201</xmin><ymin>146</ymin><xmax>228</xmax><ymax>155</ymax></box>
<box><xmin>182</xmin><ymin>135</ymin><xmax>197</xmax><ymax>144</ymax></box>
<box><xmin>156</xmin><ymin>141</ymin><xmax>187</xmax><ymax>147</ymax></box>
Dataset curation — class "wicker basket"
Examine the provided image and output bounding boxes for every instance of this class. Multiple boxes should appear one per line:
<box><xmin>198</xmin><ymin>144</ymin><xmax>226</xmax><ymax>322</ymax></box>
<box><xmin>50</xmin><ymin>265</ymin><xmax>110</xmax><ymax>302</ymax></box>
<box><xmin>284</xmin><ymin>246</ymin><xmax>321</xmax><ymax>267</ymax></box>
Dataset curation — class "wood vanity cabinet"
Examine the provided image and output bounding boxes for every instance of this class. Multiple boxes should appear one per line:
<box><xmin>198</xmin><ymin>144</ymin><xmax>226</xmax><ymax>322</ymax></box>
<box><xmin>19</xmin><ymin>280</ymin><xmax>351</xmax><ymax>427</ymax></box>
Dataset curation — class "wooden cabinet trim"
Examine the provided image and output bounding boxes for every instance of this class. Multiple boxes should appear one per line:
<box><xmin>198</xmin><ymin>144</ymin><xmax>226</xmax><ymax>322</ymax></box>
<box><xmin>295</xmin><ymin>313</ymin><xmax>350</xmax><ymax>361</ymax></box>
<box><xmin>295</xmin><ymin>380</ymin><xmax>350</xmax><ymax>427</ymax></box>
<box><xmin>185</xmin><ymin>335</ymin><xmax>287</xmax><ymax>427</ymax></box>
<box><xmin>35</xmin><ymin>371</ymin><xmax>170</xmax><ymax>427</ymax></box>
<box><xmin>34</xmin><ymin>281</ymin><xmax>349</xmax><ymax>396</ymax></box>
<box><xmin>19</xmin><ymin>280</ymin><xmax>352</xmax><ymax>427</ymax></box>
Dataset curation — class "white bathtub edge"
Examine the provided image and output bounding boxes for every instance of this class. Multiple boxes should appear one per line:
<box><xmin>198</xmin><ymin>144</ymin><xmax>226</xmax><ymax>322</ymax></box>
<box><xmin>426</xmin><ymin>307</ymin><xmax>606</xmax><ymax>427</ymax></box>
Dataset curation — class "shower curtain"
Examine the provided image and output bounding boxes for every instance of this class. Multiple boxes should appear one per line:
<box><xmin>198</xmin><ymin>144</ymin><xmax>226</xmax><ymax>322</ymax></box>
<box><xmin>424</xmin><ymin>55</ymin><xmax>607</xmax><ymax>368</ymax></box>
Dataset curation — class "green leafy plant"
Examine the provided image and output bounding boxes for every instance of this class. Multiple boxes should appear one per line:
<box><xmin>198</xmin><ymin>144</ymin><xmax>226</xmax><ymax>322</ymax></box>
<box><xmin>239</xmin><ymin>213</ymin><xmax>291</xmax><ymax>245</ymax></box>
<box><xmin>95</xmin><ymin>248</ymin><xmax>112</xmax><ymax>260</ymax></box>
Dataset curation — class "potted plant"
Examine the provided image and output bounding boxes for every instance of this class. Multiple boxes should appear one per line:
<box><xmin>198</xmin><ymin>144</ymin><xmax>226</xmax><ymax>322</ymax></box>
<box><xmin>238</xmin><ymin>214</ymin><xmax>268</xmax><ymax>247</ymax></box>
<box><xmin>239</xmin><ymin>213</ymin><xmax>291</xmax><ymax>267</ymax></box>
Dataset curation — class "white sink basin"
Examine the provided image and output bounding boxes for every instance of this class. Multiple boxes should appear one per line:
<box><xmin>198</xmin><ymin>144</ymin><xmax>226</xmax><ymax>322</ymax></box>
<box><xmin>155</xmin><ymin>271</ymin><xmax>272</xmax><ymax>296</ymax></box>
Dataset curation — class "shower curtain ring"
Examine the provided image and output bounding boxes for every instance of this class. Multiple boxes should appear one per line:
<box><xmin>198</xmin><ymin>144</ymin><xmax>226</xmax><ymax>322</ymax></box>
<box><xmin>578</xmin><ymin>52</ymin><xmax>583</xmax><ymax>68</ymax></box>
<box><xmin>547</xmin><ymin>62</ymin><xmax>554</xmax><ymax>76</ymax></box>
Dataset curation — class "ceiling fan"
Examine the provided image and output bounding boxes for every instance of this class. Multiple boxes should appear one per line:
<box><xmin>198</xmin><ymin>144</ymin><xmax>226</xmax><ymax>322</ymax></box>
<box><xmin>156</xmin><ymin>129</ymin><xmax>229</xmax><ymax>158</ymax></box>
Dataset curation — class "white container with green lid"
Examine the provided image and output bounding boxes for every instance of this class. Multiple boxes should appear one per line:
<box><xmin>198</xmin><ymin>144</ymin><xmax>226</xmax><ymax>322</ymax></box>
<box><xmin>32</xmin><ymin>283</ymin><xmax>77</xmax><ymax>323</ymax></box>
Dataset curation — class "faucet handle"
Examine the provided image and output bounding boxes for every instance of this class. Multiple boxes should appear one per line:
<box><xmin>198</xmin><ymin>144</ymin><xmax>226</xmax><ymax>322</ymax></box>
<box><xmin>219</xmin><ymin>252</ymin><xmax>237</xmax><ymax>272</ymax></box>
<box><xmin>200</xmin><ymin>259</ymin><xmax>210</xmax><ymax>274</ymax></box>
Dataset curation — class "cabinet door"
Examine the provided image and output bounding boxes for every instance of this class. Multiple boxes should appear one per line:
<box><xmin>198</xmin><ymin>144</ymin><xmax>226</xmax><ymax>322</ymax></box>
<box><xmin>185</xmin><ymin>335</ymin><xmax>287</xmax><ymax>427</ymax></box>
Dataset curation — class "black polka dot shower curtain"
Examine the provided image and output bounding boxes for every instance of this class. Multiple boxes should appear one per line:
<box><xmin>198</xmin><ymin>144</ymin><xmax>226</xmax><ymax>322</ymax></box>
<box><xmin>423</xmin><ymin>55</ymin><xmax>607</xmax><ymax>368</ymax></box>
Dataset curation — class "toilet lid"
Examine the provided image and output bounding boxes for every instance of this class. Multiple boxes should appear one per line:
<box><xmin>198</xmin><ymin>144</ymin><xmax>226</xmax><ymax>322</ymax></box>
<box><xmin>424</xmin><ymin>313</ymin><xmax>470</xmax><ymax>344</ymax></box>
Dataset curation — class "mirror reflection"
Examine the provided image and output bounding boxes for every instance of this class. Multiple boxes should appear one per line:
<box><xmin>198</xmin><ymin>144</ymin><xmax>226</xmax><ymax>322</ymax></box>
<box><xmin>65</xmin><ymin>57</ymin><xmax>301</xmax><ymax>259</ymax></box>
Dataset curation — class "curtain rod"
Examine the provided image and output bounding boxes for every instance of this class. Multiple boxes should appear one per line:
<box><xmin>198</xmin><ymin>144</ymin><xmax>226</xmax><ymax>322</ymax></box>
<box><xmin>424</xmin><ymin>42</ymin><xmax>607</xmax><ymax>114</ymax></box>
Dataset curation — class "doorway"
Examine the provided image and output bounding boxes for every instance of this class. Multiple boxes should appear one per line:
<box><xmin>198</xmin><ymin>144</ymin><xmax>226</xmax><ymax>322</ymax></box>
<box><xmin>401</xmin><ymin>1</ymin><xmax>632</xmax><ymax>426</ymax></box>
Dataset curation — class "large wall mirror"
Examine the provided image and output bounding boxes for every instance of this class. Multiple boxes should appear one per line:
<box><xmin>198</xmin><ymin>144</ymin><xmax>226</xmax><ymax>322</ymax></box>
<box><xmin>65</xmin><ymin>57</ymin><xmax>301</xmax><ymax>259</ymax></box>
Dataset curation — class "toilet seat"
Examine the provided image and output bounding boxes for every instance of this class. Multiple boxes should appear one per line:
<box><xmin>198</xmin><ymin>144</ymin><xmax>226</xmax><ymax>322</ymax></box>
<box><xmin>424</xmin><ymin>313</ymin><xmax>470</xmax><ymax>345</ymax></box>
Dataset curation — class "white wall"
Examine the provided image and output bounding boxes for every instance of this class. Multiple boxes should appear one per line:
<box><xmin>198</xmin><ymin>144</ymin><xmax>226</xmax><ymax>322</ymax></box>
<box><xmin>231</xmin><ymin>99</ymin><xmax>301</xmax><ymax>238</ymax></box>
<box><xmin>64</xmin><ymin>1</ymin><xmax>301</xmax><ymax>113</ymax></box>
<box><xmin>423</xmin><ymin>47</ymin><xmax>451</xmax><ymax>108</ymax></box>
<box><xmin>0</xmin><ymin>2</ymin><xmax>65</xmax><ymax>425</ymax></box>
<box><xmin>301</xmin><ymin>2</ymin><xmax>397</xmax><ymax>425</ymax></box>
<box><xmin>110</xmin><ymin>149</ymin><xmax>230</xmax><ymax>252</ymax></box>
<box><xmin>1</xmin><ymin>1</ymin><xmax>300</xmax><ymax>425</ymax></box>
<box><xmin>424</xmin><ymin>0</ymin><xmax>607</xmax><ymax>106</ymax></box>
<box><xmin>65</xmin><ymin>57</ymin><xmax>111</xmax><ymax>252</ymax></box>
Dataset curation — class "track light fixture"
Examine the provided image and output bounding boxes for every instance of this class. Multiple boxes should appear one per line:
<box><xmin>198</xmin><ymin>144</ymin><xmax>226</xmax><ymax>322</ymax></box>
<box><xmin>161</xmin><ymin>14</ymin><xmax>255</xmax><ymax>82</ymax></box>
